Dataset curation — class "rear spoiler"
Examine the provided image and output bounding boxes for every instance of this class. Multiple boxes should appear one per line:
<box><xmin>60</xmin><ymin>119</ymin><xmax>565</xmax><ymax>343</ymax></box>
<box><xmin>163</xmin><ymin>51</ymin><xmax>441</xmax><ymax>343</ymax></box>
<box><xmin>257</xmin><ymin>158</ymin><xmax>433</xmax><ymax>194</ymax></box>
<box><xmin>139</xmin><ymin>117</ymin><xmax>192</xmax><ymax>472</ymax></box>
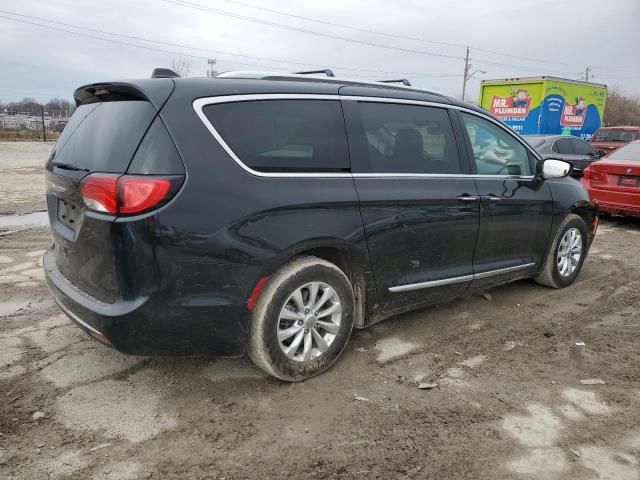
<box><xmin>74</xmin><ymin>79</ymin><xmax>175</xmax><ymax>110</ymax></box>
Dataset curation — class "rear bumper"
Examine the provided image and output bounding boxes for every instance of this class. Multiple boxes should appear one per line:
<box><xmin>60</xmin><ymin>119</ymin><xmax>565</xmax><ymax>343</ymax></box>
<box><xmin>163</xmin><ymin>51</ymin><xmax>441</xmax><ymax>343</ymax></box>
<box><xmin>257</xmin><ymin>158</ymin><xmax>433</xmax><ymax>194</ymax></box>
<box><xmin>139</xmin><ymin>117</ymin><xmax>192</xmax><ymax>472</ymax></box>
<box><xmin>44</xmin><ymin>249</ymin><xmax>251</xmax><ymax>356</ymax></box>
<box><xmin>598</xmin><ymin>201</ymin><xmax>640</xmax><ymax>217</ymax></box>
<box><xmin>586</xmin><ymin>186</ymin><xmax>640</xmax><ymax>218</ymax></box>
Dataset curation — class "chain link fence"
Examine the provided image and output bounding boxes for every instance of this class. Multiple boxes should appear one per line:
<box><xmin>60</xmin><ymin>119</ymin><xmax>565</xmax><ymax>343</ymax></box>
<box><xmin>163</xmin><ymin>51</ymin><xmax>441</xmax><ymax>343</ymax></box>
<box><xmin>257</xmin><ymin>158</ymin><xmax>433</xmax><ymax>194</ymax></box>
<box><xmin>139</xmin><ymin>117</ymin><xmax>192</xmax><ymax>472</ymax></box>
<box><xmin>0</xmin><ymin>108</ymin><xmax>69</xmax><ymax>141</ymax></box>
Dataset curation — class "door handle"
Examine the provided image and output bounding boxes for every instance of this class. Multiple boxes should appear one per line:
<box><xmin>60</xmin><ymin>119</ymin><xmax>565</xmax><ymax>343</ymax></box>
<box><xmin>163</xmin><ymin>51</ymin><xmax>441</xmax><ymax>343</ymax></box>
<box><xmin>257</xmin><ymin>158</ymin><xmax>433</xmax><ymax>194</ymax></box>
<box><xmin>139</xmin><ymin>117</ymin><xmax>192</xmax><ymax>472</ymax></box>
<box><xmin>456</xmin><ymin>195</ymin><xmax>479</xmax><ymax>202</ymax></box>
<box><xmin>483</xmin><ymin>196</ymin><xmax>502</xmax><ymax>202</ymax></box>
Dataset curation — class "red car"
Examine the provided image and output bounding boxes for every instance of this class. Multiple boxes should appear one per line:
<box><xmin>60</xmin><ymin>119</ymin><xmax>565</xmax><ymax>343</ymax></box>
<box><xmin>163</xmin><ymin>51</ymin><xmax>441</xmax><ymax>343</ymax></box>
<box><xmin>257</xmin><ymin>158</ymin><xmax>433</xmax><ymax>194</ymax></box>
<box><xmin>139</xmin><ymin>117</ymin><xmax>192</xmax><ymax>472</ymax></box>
<box><xmin>582</xmin><ymin>140</ymin><xmax>640</xmax><ymax>217</ymax></box>
<box><xmin>591</xmin><ymin>126</ymin><xmax>640</xmax><ymax>154</ymax></box>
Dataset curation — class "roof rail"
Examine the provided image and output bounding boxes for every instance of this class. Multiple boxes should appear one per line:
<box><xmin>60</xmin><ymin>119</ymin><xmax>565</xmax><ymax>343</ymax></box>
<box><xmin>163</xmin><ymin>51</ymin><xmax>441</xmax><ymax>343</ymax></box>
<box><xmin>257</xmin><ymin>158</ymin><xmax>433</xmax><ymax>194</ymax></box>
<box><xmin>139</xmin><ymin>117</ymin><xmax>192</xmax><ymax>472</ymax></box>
<box><xmin>215</xmin><ymin>71</ymin><xmax>449</xmax><ymax>98</ymax></box>
<box><xmin>294</xmin><ymin>69</ymin><xmax>335</xmax><ymax>77</ymax></box>
<box><xmin>151</xmin><ymin>68</ymin><xmax>181</xmax><ymax>79</ymax></box>
<box><xmin>378</xmin><ymin>79</ymin><xmax>412</xmax><ymax>86</ymax></box>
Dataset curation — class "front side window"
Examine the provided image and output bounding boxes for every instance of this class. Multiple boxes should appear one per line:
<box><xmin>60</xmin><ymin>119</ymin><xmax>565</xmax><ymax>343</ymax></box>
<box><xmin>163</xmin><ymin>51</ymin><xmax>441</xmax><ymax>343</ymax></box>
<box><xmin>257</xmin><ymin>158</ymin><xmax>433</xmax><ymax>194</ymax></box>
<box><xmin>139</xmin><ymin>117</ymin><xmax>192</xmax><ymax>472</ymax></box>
<box><xmin>461</xmin><ymin>113</ymin><xmax>532</xmax><ymax>176</ymax></box>
<box><xmin>203</xmin><ymin>100</ymin><xmax>349</xmax><ymax>172</ymax></box>
<box><xmin>355</xmin><ymin>102</ymin><xmax>461</xmax><ymax>174</ymax></box>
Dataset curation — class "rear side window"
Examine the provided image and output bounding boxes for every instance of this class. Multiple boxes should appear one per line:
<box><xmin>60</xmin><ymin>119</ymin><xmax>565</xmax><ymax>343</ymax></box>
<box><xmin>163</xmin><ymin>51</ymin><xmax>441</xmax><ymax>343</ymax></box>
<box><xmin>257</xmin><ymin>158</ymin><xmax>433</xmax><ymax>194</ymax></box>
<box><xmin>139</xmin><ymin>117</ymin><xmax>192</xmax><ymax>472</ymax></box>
<box><xmin>203</xmin><ymin>100</ymin><xmax>349</xmax><ymax>172</ymax></box>
<box><xmin>52</xmin><ymin>101</ymin><xmax>157</xmax><ymax>172</ymax></box>
<box><xmin>353</xmin><ymin>102</ymin><xmax>461</xmax><ymax>174</ymax></box>
<box><xmin>571</xmin><ymin>138</ymin><xmax>597</xmax><ymax>156</ymax></box>
<box><xmin>553</xmin><ymin>138</ymin><xmax>574</xmax><ymax>154</ymax></box>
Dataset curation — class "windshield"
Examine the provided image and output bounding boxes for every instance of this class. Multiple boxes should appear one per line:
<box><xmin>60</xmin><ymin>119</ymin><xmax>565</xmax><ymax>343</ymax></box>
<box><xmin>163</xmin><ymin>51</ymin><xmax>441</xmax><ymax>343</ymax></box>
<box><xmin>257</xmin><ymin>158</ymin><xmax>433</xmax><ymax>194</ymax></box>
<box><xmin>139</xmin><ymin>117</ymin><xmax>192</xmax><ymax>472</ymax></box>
<box><xmin>608</xmin><ymin>143</ymin><xmax>640</xmax><ymax>161</ymax></box>
<box><xmin>593</xmin><ymin>129</ymin><xmax>640</xmax><ymax>143</ymax></box>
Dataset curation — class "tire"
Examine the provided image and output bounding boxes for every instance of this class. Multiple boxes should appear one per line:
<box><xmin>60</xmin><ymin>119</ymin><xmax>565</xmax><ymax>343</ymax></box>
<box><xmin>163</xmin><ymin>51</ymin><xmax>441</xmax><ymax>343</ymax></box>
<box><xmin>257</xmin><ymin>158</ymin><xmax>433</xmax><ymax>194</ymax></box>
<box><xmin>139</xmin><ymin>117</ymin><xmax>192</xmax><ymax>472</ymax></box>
<box><xmin>247</xmin><ymin>256</ymin><xmax>355</xmax><ymax>381</ymax></box>
<box><xmin>535</xmin><ymin>214</ymin><xmax>588</xmax><ymax>289</ymax></box>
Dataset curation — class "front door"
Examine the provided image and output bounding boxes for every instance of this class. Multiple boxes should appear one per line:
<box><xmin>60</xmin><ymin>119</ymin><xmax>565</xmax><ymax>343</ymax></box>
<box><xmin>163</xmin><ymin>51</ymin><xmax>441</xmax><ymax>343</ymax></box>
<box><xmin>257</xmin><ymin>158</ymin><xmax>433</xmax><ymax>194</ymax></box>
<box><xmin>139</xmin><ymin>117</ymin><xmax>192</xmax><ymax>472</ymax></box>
<box><xmin>457</xmin><ymin>111</ymin><xmax>553</xmax><ymax>290</ymax></box>
<box><xmin>342</xmin><ymin>97</ymin><xmax>480</xmax><ymax>313</ymax></box>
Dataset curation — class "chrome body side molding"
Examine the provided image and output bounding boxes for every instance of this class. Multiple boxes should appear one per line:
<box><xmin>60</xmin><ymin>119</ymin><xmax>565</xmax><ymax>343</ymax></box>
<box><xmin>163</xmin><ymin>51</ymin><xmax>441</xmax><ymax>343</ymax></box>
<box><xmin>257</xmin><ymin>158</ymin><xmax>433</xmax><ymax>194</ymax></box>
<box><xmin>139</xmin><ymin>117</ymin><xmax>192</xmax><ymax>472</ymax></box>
<box><xmin>388</xmin><ymin>262</ymin><xmax>536</xmax><ymax>293</ymax></box>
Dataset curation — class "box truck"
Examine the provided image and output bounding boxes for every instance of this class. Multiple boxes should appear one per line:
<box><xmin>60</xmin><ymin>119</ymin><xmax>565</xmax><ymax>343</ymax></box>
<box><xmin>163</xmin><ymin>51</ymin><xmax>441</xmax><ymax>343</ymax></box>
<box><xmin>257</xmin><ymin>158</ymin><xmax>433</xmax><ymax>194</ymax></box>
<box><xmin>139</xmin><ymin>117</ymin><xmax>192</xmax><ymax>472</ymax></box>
<box><xmin>479</xmin><ymin>76</ymin><xmax>607</xmax><ymax>140</ymax></box>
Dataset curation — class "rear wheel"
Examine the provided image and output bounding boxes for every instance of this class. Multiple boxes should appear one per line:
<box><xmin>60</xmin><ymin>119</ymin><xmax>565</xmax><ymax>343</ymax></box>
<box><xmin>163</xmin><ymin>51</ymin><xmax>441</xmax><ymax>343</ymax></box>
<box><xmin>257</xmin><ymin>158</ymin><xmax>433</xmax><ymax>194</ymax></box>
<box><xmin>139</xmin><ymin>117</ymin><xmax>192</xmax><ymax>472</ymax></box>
<box><xmin>247</xmin><ymin>256</ymin><xmax>355</xmax><ymax>381</ymax></box>
<box><xmin>535</xmin><ymin>214</ymin><xmax>588</xmax><ymax>288</ymax></box>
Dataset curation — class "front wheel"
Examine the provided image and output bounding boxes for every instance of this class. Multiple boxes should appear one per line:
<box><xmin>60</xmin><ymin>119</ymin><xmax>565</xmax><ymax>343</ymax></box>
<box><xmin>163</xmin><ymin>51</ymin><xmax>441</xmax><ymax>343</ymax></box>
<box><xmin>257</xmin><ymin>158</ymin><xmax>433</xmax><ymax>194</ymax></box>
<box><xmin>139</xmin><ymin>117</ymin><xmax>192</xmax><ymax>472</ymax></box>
<box><xmin>247</xmin><ymin>256</ymin><xmax>355</xmax><ymax>381</ymax></box>
<box><xmin>535</xmin><ymin>214</ymin><xmax>588</xmax><ymax>288</ymax></box>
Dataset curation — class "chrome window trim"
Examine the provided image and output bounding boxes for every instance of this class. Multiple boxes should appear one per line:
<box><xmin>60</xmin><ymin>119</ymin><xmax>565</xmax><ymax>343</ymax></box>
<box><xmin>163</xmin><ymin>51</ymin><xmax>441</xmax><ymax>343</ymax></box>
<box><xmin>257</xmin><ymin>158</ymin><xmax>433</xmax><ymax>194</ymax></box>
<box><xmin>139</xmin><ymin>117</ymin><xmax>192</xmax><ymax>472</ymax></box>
<box><xmin>193</xmin><ymin>94</ymin><xmax>351</xmax><ymax>178</ymax></box>
<box><xmin>388</xmin><ymin>262</ymin><xmax>536</xmax><ymax>293</ymax></box>
<box><xmin>192</xmin><ymin>93</ymin><xmax>541</xmax><ymax>179</ymax></box>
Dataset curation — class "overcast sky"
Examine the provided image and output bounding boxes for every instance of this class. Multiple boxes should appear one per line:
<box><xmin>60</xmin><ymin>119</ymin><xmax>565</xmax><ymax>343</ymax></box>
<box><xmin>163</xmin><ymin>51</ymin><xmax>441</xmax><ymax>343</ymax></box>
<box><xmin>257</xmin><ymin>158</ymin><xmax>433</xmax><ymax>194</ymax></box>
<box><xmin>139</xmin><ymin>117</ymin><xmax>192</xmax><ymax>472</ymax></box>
<box><xmin>1</xmin><ymin>0</ymin><xmax>639</xmax><ymax>104</ymax></box>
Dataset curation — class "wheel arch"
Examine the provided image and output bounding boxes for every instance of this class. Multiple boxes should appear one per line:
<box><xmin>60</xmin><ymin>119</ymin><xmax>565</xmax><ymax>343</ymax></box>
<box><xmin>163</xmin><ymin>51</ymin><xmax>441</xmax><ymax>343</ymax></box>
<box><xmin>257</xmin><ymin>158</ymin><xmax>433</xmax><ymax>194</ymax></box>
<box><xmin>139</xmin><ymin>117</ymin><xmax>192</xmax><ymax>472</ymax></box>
<box><xmin>267</xmin><ymin>241</ymin><xmax>370</xmax><ymax>328</ymax></box>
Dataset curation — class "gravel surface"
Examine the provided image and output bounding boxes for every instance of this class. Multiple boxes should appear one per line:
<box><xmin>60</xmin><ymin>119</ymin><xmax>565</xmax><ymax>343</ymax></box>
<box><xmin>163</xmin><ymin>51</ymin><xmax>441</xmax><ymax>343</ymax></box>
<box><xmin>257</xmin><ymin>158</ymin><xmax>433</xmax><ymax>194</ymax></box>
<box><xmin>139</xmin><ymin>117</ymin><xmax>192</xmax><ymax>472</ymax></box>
<box><xmin>1</xmin><ymin>143</ymin><xmax>639</xmax><ymax>479</ymax></box>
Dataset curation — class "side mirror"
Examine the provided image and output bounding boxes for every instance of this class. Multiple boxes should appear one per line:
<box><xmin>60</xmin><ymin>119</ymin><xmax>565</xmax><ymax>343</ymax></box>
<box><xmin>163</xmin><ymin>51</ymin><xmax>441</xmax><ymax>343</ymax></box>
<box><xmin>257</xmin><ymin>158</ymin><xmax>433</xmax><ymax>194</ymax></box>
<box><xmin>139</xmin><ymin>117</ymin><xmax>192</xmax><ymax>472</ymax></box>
<box><xmin>542</xmin><ymin>158</ymin><xmax>573</xmax><ymax>179</ymax></box>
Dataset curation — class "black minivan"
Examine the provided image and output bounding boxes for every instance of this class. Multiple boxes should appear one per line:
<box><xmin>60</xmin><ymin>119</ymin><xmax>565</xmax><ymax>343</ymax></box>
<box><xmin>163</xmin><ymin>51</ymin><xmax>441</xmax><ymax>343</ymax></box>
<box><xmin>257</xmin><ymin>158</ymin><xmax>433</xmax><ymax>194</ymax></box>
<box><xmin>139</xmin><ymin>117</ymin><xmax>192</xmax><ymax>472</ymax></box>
<box><xmin>44</xmin><ymin>70</ymin><xmax>598</xmax><ymax>380</ymax></box>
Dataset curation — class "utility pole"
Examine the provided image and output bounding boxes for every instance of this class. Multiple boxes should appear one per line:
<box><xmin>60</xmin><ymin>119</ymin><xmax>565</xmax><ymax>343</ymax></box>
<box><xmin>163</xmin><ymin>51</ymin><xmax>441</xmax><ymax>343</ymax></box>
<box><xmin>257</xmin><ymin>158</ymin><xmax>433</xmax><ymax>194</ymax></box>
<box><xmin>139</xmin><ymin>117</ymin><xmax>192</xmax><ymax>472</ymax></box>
<box><xmin>207</xmin><ymin>58</ymin><xmax>217</xmax><ymax>78</ymax></box>
<box><xmin>40</xmin><ymin>105</ymin><xmax>47</xmax><ymax>142</ymax></box>
<box><xmin>585</xmin><ymin>66</ymin><xmax>591</xmax><ymax>82</ymax></box>
<box><xmin>461</xmin><ymin>47</ymin><xmax>470</xmax><ymax>102</ymax></box>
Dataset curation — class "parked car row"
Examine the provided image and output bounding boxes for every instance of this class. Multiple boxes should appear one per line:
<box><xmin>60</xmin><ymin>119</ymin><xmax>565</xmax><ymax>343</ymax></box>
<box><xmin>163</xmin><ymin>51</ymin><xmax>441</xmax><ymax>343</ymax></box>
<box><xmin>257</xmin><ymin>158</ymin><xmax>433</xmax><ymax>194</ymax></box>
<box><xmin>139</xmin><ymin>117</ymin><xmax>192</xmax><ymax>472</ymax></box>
<box><xmin>524</xmin><ymin>127</ymin><xmax>640</xmax><ymax>219</ymax></box>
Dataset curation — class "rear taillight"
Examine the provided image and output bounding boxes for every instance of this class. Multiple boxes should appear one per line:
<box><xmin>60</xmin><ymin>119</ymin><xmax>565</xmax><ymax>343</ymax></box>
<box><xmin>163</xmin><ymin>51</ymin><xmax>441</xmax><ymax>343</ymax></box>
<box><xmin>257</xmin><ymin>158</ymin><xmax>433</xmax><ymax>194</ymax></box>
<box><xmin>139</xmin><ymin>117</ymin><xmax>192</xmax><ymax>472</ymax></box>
<box><xmin>119</xmin><ymin>177</ymin><xmax>171</xmax><ymax>214</ymax></box>
<box><xmin>80</xmin><ymin>174</ymin><xmax>119</xmax><ymax>214</ymax></box>
<box><xmin>80</xmin><ymin>174</ymin><xmax>176</xmax><ymax>216</ymax></box>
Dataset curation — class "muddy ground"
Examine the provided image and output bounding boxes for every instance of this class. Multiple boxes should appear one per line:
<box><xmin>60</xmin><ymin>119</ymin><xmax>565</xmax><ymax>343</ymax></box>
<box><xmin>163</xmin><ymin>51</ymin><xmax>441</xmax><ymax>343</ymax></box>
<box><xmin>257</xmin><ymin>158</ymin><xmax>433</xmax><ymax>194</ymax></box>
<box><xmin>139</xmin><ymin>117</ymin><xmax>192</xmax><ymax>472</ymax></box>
<box><xmin>1</xmin><ymin>142</ymin><xmax>639</xmax><ymax>479</ymax></box>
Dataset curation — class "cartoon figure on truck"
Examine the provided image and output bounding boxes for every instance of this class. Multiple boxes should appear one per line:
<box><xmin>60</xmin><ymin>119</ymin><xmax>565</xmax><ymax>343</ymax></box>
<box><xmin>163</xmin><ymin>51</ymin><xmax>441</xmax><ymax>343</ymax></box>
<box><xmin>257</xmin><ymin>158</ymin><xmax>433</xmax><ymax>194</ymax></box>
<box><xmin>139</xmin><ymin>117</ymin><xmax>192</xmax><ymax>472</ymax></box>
<box><xmin>480</xmin><ymin>76</ymin><xmax>607</xmax><ymax>141</ymax></box>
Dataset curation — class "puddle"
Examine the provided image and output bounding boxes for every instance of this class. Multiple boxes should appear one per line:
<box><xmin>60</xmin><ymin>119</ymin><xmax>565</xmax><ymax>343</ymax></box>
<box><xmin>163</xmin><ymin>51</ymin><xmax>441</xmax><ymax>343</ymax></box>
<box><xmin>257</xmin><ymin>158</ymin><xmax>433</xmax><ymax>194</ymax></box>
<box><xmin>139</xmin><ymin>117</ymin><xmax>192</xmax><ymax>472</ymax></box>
<box><xmin>375</xmin><ymin>337</ymin><xmax>418</xmax><ymax>362</ymax></box>
<box><xmin>202</xmin><ymin>358</ymin><xmax>266</xmax><ymax>383</ymax></box>
<box><xmin>0</xmin><ymin>299</ymin><xmax>30</xmax><ymax>316</ymax></box>
<box><xmin>509</xmin><ymin>448</ymin><xmax>568</xmax><ymax>476</ymax></box>
<box><xmin>40</xmin><ymin>344</ymin><xmax>142</xmax><ymax>388</ymax></box>
<box><xmin>56</xmin><ymin>369</ymin><xmax>177</xmax><ymax>442</ymax></box>
<box><xmin>578</xmin><ymin>446</ymin><xmax>638</xmax><ymax>480</ymax></box>
<box><xmin>561</xmin><ymin>388</ymin><xmax>610</xmax><ymax>415</ymax></box>
<box><xmin>502</xmin><ymin>403</ymin><xmax>563</xmax><ymax>448</ymax></box>
<box><xmin>0</xmin><ymin>211</ymin><xmax>49</xmax><ymax>230</ymax></box>
<box><xmin>460</xmin><ymin>355</ymin><xmax>487</xmax><ymax>368</ymax></box>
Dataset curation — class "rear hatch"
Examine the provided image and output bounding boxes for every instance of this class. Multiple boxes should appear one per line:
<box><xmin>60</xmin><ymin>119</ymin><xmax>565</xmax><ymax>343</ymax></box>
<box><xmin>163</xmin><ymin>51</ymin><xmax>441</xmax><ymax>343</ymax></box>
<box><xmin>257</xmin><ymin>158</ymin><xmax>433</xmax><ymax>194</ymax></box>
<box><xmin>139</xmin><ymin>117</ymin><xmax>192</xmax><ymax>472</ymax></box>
<box><xmin>46</xmin><ymin>82</ymin><xmax>184</xmax><ymax>303</ymax></box>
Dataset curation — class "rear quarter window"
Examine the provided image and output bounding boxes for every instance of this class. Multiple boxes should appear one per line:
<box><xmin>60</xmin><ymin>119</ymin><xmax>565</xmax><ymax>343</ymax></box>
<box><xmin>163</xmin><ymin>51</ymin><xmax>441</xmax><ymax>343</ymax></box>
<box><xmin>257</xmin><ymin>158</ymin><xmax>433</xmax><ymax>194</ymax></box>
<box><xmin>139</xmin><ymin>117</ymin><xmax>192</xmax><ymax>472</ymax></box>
<box><xmin>202</xmin><ymin>100</ymin><xmax>350</xmax><ymax>173</ymax></box>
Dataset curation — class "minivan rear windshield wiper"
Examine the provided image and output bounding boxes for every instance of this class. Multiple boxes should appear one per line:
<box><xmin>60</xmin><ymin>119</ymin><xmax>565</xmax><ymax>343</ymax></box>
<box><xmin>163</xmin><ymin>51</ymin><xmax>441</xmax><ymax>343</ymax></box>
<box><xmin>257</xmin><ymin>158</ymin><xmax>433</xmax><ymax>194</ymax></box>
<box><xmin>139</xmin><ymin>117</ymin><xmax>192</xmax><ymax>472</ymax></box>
<box><xmin>51</xmin><ymin>161</ymin><xmax>90</xmax><ymax>172</ymax></box>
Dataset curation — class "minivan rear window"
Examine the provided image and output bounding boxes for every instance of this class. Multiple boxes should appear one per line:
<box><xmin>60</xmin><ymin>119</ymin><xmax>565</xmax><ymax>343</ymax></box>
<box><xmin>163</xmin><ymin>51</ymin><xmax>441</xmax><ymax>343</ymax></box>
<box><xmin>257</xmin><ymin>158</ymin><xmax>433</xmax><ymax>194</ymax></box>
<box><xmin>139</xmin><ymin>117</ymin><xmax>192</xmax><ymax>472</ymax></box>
<box><xmin>203</xmin><ymin>100</ymin><xmax>350</xmax><ymax>172</ymax></box>
<box><xmin>593</xmin><ymin>129</ymin><xmax>640</xmax><ymax>143</ymax></box>
<box><xmin>51</xmin><ymin>101</ymin><xmax>157</xmax><ymax>173</ymax></box>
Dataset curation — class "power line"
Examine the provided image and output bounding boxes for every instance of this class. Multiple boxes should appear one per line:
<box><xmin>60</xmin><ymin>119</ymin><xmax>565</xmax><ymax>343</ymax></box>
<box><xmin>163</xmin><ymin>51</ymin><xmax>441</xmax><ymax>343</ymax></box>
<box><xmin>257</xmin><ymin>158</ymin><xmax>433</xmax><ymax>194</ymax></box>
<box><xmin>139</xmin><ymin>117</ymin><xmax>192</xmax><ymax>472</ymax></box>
<box><xmin>0</xmin><ymin>10</ymin><xmax>462</xmax><ymax>78</ymax></box>
<box><xmin>216</xmin><ymin>0</ymin><xmax>465</xmax><ymax>50</ymax></box>
<box><xmin>160</xmin><ymin>0</ymin><xmax>638</xmax><ymax>79</ymax></box>
<box><xmin>160</xmin><ymin>0</ymin><xmax>465</xmax><ymax>61</ymax></box>
<box><xmin>166</xmin><ymin>0</ymin><xmax>640</xmax><ymax>75</ymax></box>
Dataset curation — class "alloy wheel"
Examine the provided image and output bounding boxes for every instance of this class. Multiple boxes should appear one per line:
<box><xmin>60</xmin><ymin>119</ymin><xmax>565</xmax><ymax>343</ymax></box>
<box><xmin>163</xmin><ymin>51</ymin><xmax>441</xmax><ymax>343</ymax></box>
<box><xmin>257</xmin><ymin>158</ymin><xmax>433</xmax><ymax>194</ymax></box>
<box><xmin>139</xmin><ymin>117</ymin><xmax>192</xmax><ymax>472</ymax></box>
<box><xmin>277</xmin><ymin>282</ymin><xmax>342</xmax><ymax>362</ymax></box>
<box><xmin>557</xmin><ymin>227</ymin><xmax>583</xmax><ymax>277</ymax></box>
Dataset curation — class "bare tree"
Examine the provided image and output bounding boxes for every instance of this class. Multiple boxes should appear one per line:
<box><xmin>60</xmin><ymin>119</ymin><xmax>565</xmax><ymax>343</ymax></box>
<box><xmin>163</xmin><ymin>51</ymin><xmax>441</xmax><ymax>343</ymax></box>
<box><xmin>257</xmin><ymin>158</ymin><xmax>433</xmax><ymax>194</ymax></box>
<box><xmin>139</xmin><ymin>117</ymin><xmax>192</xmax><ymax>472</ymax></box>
<box><xmin>171</xmin><ymin>57</ymin><xmax>192</xmax><ymax>77</ymax></box>
<box><xmin>603</xmin><ymin>87</ymin><xmax>640</xmax><ymax>126</ymax></box>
